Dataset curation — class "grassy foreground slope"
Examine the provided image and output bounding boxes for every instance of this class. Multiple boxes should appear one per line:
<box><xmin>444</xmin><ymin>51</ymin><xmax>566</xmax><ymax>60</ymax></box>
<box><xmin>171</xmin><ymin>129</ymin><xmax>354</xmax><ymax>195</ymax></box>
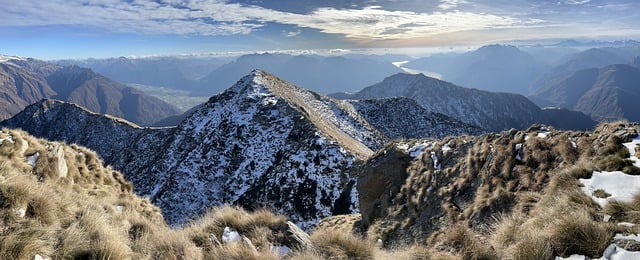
<box><xmin>0</xmin><ymin>128</ymin><xmax>378</xmax><ymax>260</ymax></box>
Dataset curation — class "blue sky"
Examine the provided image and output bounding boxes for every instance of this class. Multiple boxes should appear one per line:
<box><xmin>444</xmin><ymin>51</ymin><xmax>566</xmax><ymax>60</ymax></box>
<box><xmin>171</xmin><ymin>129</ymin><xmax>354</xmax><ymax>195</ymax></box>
<box><xmin>1</xmin><ymin>0</ymin><xmax>639</xmax><ymax>60</ymax></box>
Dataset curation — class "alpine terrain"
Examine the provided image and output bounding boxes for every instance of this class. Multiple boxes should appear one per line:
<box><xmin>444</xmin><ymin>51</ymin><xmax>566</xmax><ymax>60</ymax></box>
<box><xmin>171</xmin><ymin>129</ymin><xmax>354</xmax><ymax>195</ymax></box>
<box><xmin>531</xmin><ymin>64</ymin><xmax>640</xmax><ymax>122</ymax></box>
<box><xmin>0</xmin><ymin>54</ymin><xmax>181</xmax><ymax>125</ymax></box>
<box><xmin>2</xmin><ymin>70</ymin><xmax>484</xmax><ymax>229</ymax></box>
<box><xmin>336</xmin><ymin>73</ymin><xmax>596</xmax><ymax>131</ymax></box>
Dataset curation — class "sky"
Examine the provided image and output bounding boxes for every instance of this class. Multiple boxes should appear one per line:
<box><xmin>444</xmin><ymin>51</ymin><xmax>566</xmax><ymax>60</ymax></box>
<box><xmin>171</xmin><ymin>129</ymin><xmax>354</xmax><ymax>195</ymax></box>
<box><xmin>0</xmin><ymin>0</ymin><xmax>639</xmax><ymax>60</ymax></box>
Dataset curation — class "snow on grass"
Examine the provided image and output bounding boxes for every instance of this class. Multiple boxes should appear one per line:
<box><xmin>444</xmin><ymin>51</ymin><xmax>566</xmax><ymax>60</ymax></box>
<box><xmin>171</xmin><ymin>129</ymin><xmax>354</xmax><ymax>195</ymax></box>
<box><xmin>623</xmin><ymin>137</ymin><xmax>640</xmax><ymax>167</ymax></box>
<box><xmin>515</xmin><ymin>143</ymin><xmax>523</xmax><ymax>161</ymax></box>
<box><xmin>580</xmin><ymin>171</ymin><xmax>640</xmax><ymax>207</ymax></box>
<box><xmin>580</xmin><ymin>137</ymin><xmax>640</xmax><ymax>207</ymax></box>
<box><xmin>0</xmin><ymin>135</ymin><xmax>15</xmax><ymax>145</ymax></box>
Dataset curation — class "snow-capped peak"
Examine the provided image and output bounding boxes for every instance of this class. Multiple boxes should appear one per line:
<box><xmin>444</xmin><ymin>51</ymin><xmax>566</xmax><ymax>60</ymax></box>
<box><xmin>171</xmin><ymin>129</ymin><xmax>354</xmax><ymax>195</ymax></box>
<box><xmin>0</xmin><ymin>54</ymin><xmax>26</xmax><ymax>65</ymax></box>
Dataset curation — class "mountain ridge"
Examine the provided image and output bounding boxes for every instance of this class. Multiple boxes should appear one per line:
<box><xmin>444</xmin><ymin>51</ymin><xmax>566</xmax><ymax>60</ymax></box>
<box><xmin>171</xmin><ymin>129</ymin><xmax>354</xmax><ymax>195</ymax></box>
<box><xmin>2</xmin><ymin>70</ymin><xmax>492</xmax><ymax>229</ymax></box>
<box><xmin>0</xmin><ymin>54</ymin><xmax>181</xmax><ymax>125</ymax></box>
<box><xmin>531</xmin><ymin>64</ymin><xmax>640</xmax><ymax>122</ymax></box>
<box><xmin>334</xmin><ymin>73</ymin><xmax>596</xmax><ymax>131</ymax></box>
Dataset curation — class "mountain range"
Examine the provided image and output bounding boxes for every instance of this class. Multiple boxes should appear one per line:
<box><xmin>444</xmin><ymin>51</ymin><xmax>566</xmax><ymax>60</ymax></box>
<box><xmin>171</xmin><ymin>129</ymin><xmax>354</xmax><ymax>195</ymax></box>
<box><xmin>56</xmin><ymin>55</ymin><xmax>231</xmax><ymax>90</ymax></box>
<box><xmin>1</xmin><ymin>70</ymin><xmax>484</xmax><ymax>228</ymax></box>
<box><xmin>403</xmin><ymin>45</ymin><xmax>549</xmax><ymax>94</ymax></box>
<box><xmin>530</xmin><ymin>47</ymin><xmax>638</xmax><ymax>91</ymax></box>
<box><xmin>59</xmin><ymin>53</ymin><xmax>404</xmax><ymax>96</ymax></box>
<box><xmin>334</xmin><ymin>73</ymin><xmax>596</xmax><ymax>131</ymax></box>
<box><xmin>0</xmin><ymin>55</ymin><xmax>181</xmax><ymax>125</ymax></box>
<box><xmin>531</xmin><ymin>64</ymin><xmax>640</xmax><ymax>122</ymax></box>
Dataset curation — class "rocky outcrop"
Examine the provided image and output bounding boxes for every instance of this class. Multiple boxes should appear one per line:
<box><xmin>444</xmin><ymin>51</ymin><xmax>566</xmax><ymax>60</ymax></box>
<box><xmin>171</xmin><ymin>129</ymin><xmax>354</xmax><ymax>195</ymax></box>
<box><xmin>357</xmin><ymin>146</ymin><xmax>412</xmax><ymax>227</ymax></box>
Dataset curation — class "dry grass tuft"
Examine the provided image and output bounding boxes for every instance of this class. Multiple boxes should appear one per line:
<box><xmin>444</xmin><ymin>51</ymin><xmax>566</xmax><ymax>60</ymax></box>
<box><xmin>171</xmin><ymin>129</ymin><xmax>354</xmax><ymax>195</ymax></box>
<box><xmin>549</xmin><ymin>210</ymin><xmax>612</xmax><ymax>257</ymax></box>
<box><xmin>438</xmin><ymin>224</ymin><xmax>497</xmax><ymax>260</ymax></box>
<box><xmin>311</xmin><ymin>228</ymin><xmax>374</xmax><ymax>259</ymax></box>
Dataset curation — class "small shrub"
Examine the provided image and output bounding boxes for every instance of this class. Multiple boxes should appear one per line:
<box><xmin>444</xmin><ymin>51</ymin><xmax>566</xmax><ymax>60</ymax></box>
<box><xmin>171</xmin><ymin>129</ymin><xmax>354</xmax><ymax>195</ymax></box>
<box><xmin>440</xmin><ymin>224</ymin><xmax>497</xmax><ymax>260</ymax></box>
<box><xmin>491</xmin><ymin>213</ymin><xmax>523</xmax><ymax>249</ymax></box>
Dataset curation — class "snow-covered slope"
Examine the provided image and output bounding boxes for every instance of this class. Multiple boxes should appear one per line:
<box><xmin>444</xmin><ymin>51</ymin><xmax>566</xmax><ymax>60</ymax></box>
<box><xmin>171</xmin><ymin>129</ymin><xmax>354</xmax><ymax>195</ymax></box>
<box><xmin>143</xmin><ymin>70</ymin><xmax>381</xmax><ymax>227</ymax></box>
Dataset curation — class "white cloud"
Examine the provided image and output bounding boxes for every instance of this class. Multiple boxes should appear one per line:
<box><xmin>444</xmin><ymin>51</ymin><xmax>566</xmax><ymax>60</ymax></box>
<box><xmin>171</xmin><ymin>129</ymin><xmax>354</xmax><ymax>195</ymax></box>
<box><xmin>284</xmin><ymin>30</ymin><xmax>301</xmax><ymax>37</ymax></box>
<box><xmin>438</xmin><ymin>0</ymin><xmax>468</xmax><ymax>10</ymax></box>
<box><xmin>566</xmin><ymin>0</ymin><xmax>591</xmax><ymax>5</ymax></box>
<box><xmin>0</xmin><ymin>0</ymin><xmax>544</xmax><ymax>40</ymax></box>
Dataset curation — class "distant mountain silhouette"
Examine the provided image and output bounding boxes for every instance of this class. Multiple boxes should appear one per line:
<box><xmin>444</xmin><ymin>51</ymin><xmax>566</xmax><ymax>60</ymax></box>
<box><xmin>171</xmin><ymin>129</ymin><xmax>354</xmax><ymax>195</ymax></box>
<box><xmin>56</xmin><ymin>56</ymin><xmax>230</xmax><ymax>91</ymax></box>
<box><xmin>0</xmin><ymin>55</ymin><xmax>180</xmax><ymax>125</ymax></box>
<box><xmin>531</xmin><ymin>64</ymin><xmax>640</xmax><ymax>122</ymax></box>
<box><xmin>195</xmin><ymin>53</ymin><xmax>403</xmax><ymax>96</ymax></box>
<box><xmin>531</xmin><ymin>47</ymin><xmax>636</xmax><ymax>91</ymax></box>
<box><xmin>404</xmin><ymin>45</ymin><xmax>549</xmax><ymax>94</ymax></box>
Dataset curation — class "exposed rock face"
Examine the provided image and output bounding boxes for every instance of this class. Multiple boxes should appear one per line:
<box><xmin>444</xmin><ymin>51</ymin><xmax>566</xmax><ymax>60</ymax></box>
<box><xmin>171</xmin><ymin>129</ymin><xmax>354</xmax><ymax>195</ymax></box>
<box><xmin>0</xmin><ymin>54</ymin><xmax>180</xmax><ymax>125</ymax></box>
<box><xmin>357</xmin><ymin>146</ymin><xmax>412</xmax><ymax>227</ymax></box>
<box><xmin>348</xmin><ymin>97</ymin><xmax>486</xmax><ymax>139</ymax></box>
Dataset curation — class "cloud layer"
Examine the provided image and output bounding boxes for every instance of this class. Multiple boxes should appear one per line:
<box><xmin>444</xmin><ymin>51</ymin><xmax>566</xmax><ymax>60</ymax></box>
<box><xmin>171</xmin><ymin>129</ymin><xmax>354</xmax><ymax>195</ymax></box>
<box><xmin>0</xmin><ymin>0</ymin><xmax>542</xmax><ymax>40</ymax></box>
<box><xmin>0</xmin><ymin>0</ymin><xmax>638</xmax><ymax>49</ymax></box>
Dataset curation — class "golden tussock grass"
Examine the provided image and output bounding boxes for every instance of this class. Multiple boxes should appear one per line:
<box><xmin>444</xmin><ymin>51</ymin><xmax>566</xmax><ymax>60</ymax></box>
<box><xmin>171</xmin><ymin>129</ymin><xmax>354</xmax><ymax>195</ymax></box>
<box><xmin>311</xmin><ymin>228</ymin><xmax>375</xmax><ymax>259</ymax></box>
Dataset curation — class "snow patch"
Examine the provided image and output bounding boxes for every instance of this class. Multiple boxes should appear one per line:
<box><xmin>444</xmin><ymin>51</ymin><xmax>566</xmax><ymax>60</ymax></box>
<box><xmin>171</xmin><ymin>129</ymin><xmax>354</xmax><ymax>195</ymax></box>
<box><xmin>614</xmin><ymin>233</ymin><xmax>640</xmax><ymax>242</ymax></box>
<box><xmin>222</xmin><ymin>227</ymin><xmax>241</xmax><ymax>244</ymax></box>
<box><xmin>270</xmin><ymin>245</ymin><xmax>291</xmax><ymax>257</ymax></box>
<box><xmin>430</xmin><ymin>151</ymin><xmax>440</xmax><ymax>169</ymax></box>
<box><xmin>442</xmin><ymin>144</ymin><xmax>452</xmax><ymax>154</ymax></box>
<box><xmin>0</xmin><ymin>135</ymin><xmax>15</xmax><ymax>145</ymax></box>
<box><xmin>398</xmin><ymin>141</ymin><xmax>433</xmax><ymax>158</ymax></box>
<box><xmin>580</xmin><ymin>171</ymin><xmax>640</xmax><ymax>207</ymax></box>
<box><xmin>580</xmin><ymin>137</ymin><xmax>640</xmax><ymax>207</ymax></box>
<box><xmin>27</xmin><ymin>152</ymin><xmax>40</xmax><ymax>167</ymax></box>
<box><xmin>515</xmin><ymin>143</ymin><xmax>523</xmax><ymax>161</ymax></box>
<box><xmin>623</xmin><ymin>137</ymin><xmax>640</xmax><ymax>167</ymax></box>
<box><xmin>559</xmin><ymin>243</ymin><xmax>640</xmax><ymax>260</ymax></box>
